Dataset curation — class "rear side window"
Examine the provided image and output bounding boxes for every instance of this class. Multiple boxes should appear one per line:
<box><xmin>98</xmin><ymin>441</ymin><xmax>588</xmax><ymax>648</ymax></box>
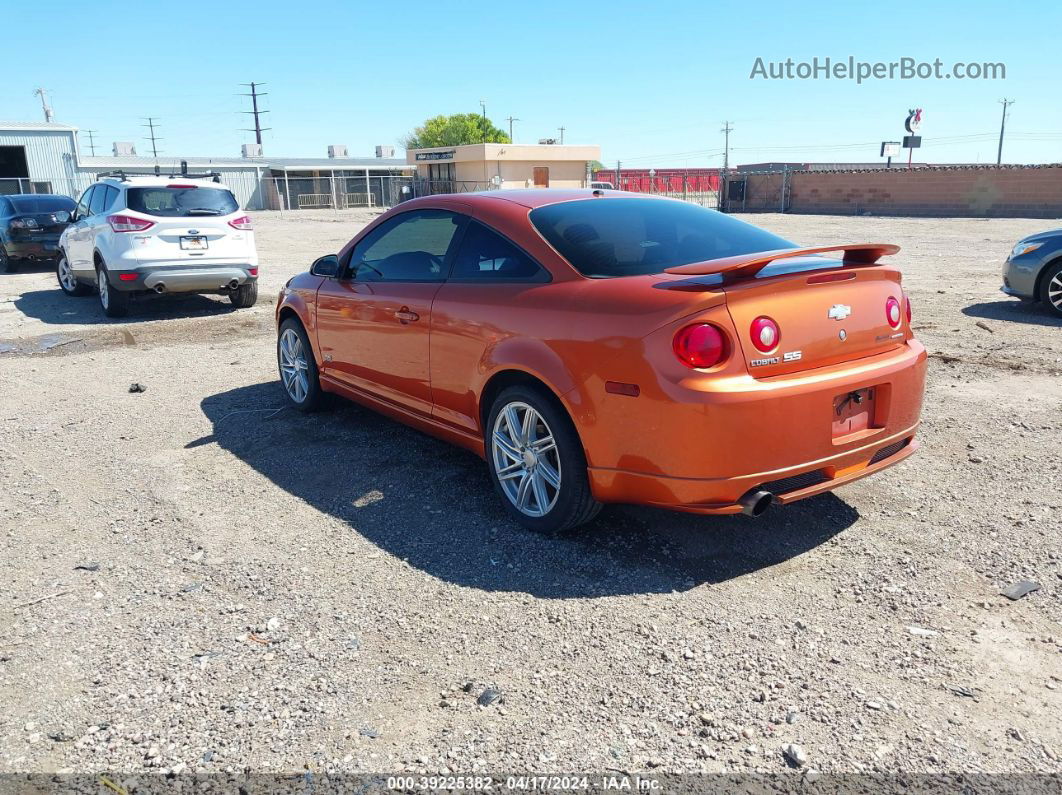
<box><xmin>349</xmin><ymin>210</ymin><xmax>464</xmax><ymax>282</ymax></box>
<box><xmin>529</xmin><ymin>198</ymin><xmax>793</xmax><ymax>278</ymax></box>
<box><xmin>9</xmin><ymin>196</ymin><xmax>76</xmax><ymax>213</ymax></box>
<box><xmin>450</xmin><ymin>221</ymin><xmax>548</xmax><ymax>282</ymax></box>
<box><xmin>89</xmin><ymin>186</ymin><xmax>108</xmax><ymax>216</ymax></box>
<box><xmin>76</xmin><ymin>186</ymin><xmax>95</xmax><ymax>218</ymax></box>
<box><xmin>126</xmin><ymin>186</ymin><xmax>239</xmax><ymax>217</ymax></box>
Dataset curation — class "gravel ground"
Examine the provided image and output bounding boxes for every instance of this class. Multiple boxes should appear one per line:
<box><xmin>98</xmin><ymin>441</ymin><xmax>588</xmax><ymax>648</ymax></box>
<box><xmin>0</xmin><ymin>209</ymin><xmax>1060</xmax><ymax>780</ymax></box>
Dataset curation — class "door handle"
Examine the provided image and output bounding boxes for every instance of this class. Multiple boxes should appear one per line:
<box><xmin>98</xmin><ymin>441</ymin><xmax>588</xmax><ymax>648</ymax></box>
<box><xmin>394</xmin><ymin>307</ymin><xmax>420</xmax><ymax>324</ymax></box>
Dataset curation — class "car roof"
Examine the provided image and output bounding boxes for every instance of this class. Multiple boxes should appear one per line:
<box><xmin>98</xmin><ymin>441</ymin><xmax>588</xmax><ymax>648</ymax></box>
<box><xmin>97</xmin><ymin>176</ymin><xmax>232</xmax><ymax>190</ymax></box>
<box><xmin>462</xmin><ymin>188</ymin><xmax>672</xmax><ymax>210</ymax></box>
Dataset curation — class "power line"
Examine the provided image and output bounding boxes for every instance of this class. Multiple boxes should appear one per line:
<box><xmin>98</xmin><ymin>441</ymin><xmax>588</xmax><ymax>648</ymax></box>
<box><xmin>997</xmin><ymin>98</ymin><xmax>1015</xmax><ymax>165</ymax></box>
<box><xmin>142</xmin><ymin>117</ymin><xmax>163</xmax><ymax>158</ymax></box>
<box><xmin>239</xmin><ymin>82</ymin><xmax>271</xmax><ymax>148</ymax></box>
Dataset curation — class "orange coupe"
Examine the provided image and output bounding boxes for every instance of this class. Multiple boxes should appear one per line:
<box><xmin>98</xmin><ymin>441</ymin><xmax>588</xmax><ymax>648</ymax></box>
<box><xmin>275</xmin><ymin>190</ymin><xmax>926</xmax><ymax>533</ymax></box>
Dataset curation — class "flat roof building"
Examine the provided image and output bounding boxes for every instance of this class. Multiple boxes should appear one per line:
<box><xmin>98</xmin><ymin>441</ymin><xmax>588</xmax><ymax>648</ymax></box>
<box><xmin>407</xmin><ymin>143</ymin><xmax>601</xmax><ymax>191</ymax></box>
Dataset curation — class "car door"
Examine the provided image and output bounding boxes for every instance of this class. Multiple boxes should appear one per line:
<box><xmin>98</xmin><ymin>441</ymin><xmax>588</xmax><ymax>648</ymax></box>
<box><xmin>66</xmin><ymin>185</ymin><xmax>96</xmax><ymax>269</ymax></box>
<box><xmin>315</xmin><ymin>207</ymin><xmax>468</xmax><ymax>416</ymax></box>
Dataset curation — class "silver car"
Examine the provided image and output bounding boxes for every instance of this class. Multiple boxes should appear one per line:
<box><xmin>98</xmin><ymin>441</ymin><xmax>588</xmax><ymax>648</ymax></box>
<box><xmin>1002</xmin><ymin>229</ymin><xmax>1062</xmax><ymax>317</ymax></box>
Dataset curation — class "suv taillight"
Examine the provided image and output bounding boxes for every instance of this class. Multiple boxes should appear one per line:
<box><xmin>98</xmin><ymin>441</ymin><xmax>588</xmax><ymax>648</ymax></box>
<box><xmin>673</xmin><ymin>324</ymin><xmax>729</xmax><ymax>369</ymax></box>
<box><xmin>108</xmin><ymin>214</ymin><xmax>154</xmax><ymax>233</ymax></box>
<box><xmin>228</xmin><ymin>215</ymin><xmax>253</xmax><ymax>230</ymax></box>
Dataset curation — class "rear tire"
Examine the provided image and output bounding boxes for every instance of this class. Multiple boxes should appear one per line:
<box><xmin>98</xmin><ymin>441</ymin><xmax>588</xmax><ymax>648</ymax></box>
<box><xmin>230</xmin><ymin>280</ymin><xmax>258</xmax><ymax>308</ymax></box>
<box><xmin>1039</xmin><ymin>261</ymin><xmax>1062</xmax><ymax>318</ymax></box>
<box><xmin>277</xmin><ymin>317</ymin><xmax>325</xmax><ymax>412</ymax></box>
<box><xmin>57</xmin><ymin>254</ymin><xmax>91</xmax><ymax>296</ymax></box>
<box><xmin>485</xmin><ymin>385</ymin><xmax>601</xmax><ymax>534</ymax></box>
<box><xmin>97</xmin><ymin>263</ymin><xmax>130</xmax><ymax>318</ymax></box>
<box><xmin>0</xmin><ymin>247</ymin><xmax>16</xmax><ymax>274</ymax></box>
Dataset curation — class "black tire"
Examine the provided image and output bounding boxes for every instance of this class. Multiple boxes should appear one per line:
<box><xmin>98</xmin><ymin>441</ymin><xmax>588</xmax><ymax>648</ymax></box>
<box><xmin>96</xmin><ymin>262</ymin><xmax>130</xmax><ymax>318</ymax></box>
<box><xmin>0</xmin><ymin>247</ymin><xmax>16</xmax><ymax>274</ymax></box>
<box><xmin>1039</xmin><ymin>261</ymin><xmax>1062</xmax><ymax>318</ymax></box>
<box><xmin>485</xmin><ymin>384</ymin><xmax>601</xmax><ymax>534</ymax></box>
<box><xmin>230</xmin><ymin>280</ymin><xmax>258</xmax><ymax>308</ymax></box>
<box><xmin>56</xmin><ymin>253</ymin><xmax>91</xmax><ymax>296</ymax></box>
<box><xmin>277</xmin><ymin>317</ymin><xmax>325</xmax><ymax>412</ymax></box>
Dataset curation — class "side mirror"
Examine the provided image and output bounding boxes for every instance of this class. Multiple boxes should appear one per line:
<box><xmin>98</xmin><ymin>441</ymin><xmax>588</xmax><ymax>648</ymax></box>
<box><xmin>53</xmin><ymin>211</ymin><xmax>71</xmax><ymax>224</ymax></box>
<box><xmin>310</xmin><ymin>254</ymin><xmax>340</xmax><ymax>278</ymax></box>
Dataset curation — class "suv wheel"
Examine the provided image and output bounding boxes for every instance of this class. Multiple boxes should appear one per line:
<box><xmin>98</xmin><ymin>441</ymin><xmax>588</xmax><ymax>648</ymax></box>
<box><xmin>486</xmin><ymin>385</ymin><xmax>601</xmax><ymax>534</ymax></box>
<box><xmin>230</xmin><ymin>280</ymin><xmax>258</xmax><ymax>308</ymax></box>
<box><xmin>97</xmin><ymin>263</ymin><xmax>130</xmax><ymax>318</ymax></box>
<box><xmin>57</xmin><ymin>254</ymin><xmax>91</xmax><ymax>296</ymax></box>
<box><xmin>277</xmin><ymin>318</ymin><xmax>325</xmax><ymax>411</ymax></box>
<box><xmin>1040</xmin><ymin>261</ymin><xmax>1062</xmax><ymax>318</ymax></box>
<box><xmin>0</xmin><ymin>247</ymin><xmax>16</xmax><ymax>274</ymax></box>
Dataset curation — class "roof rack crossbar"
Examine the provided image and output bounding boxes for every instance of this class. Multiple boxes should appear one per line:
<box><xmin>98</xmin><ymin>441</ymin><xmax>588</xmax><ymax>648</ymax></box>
<box><xmin>94</xmin><ymin>170</ymin><xmax>223</xmax><ymax>183</ymax></box>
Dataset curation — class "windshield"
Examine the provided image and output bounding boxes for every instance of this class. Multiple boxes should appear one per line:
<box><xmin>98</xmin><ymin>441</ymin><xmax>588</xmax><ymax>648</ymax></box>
<box><xmin>529</xmin><ymin>197</ymin><xmax>794</xmax><ymax>278</ymax></box>
<box><xmin>126</xmin><ymin>186</ymin><xmax>239</xmax><ymax>217</ymax></box>
<box><xmin>9</xmin><ymin>196</ymin><xmax>76</xmax><ymax>213</ymax></box>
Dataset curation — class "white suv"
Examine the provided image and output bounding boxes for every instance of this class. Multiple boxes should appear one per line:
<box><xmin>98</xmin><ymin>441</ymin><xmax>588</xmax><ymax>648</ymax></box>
<box><xmin>57</xmin><ymin>172</ymin><xmax>259</xmax><ymax>317</ymax></box>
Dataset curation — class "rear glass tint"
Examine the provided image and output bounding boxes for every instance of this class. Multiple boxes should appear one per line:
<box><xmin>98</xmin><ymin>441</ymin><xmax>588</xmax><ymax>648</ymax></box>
<box><xmin>127</xmin><ymin>187</ymin><xmax>239</xmax><ymax>217</ymax></box>
<box><xmin>529</xmin><ymin>198</ymin><xmax>793</xmax><ymax>278</ymax></box>
<box><xmin>9</xmin><ymin>195</ymin><xmax>76</xmax><ymax>213</ymax></box>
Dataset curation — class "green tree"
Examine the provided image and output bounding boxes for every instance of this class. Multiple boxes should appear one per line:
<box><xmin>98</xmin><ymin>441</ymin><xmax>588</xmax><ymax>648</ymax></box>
<box><xmin>588</xmin><ymin>160</ymin><xmax>605</xmax><ymax>173</ymax></box>
<box><xmin>401</xmin><ymin>112</ymin><xmax>511</xmax><ymax>150</ymax></box>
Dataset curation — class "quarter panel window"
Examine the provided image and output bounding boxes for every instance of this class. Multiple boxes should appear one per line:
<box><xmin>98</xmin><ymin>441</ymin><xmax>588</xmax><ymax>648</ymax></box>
<box><xmin>450</xmin><ymin>221</ymin><xmax>548</xmax><ymax>282</ymax></box>
<box><xmin>348</xmin><ymin>210</ymin><xmax>463</xmax><ymax>282</ymax></box>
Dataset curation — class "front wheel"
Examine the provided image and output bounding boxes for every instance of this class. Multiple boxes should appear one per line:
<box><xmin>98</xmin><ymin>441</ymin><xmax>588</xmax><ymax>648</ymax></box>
<box><xmin>57</xmin><ymin>254</ymin><xmax>91</xmax><ymax>296</ymax></box>
<box><xmin>277</xmin><ymin>318</ymin><xmax>325</xmax><ymax>412</ymax></box>
<box><xmin>1040</xmin><ymin>261</ymin><xmax>1062</xmax><ymax>318</ymax></box>
<box><xmin>486</xmin><ymin>385</ymin><xmax>601</xmax><ymax>534</ymax></box>
<box><xmin>229</xmin><ymin>280</ymin><xmax>258</xmax><ymax>308</ymax></box>
<box><xmin>97</xmin><ymin>264</ymin><xmax>130</xmax><ymax>318</ymax></box>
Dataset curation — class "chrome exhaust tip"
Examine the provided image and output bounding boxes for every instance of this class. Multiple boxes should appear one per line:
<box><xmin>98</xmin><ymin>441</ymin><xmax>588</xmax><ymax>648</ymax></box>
<box><xmin>153</xmin><ymin>283</ymin><xmax>166</xmax><ymax>294</ymax></box>
<box><xmin>227</xmin><ymin>278</ymin><xmax>239</xmax><ymax>290</ymax></box>
<box><xmin>738</xmin><ymin>489</ymin><xmax>774</xmax><ymax>517</ymax></box>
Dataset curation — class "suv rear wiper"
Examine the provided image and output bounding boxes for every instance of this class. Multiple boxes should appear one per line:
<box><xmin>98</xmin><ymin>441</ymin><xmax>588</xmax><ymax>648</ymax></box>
<box><xmin>186</xmin><ymin>208</ymin><xmax>222</xmax><ymax>215</ymax></box>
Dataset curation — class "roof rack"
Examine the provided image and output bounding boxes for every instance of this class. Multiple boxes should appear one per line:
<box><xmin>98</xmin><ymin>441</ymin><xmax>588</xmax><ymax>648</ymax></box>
<box><xmin>96</xmin><ymin>161</ymin><xmax>222</xmax><ymax>183</ymax></box>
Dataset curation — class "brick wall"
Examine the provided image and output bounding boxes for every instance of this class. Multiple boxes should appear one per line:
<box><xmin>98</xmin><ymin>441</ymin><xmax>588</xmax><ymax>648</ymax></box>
<box><xmin>736</xmin><ymin>165</ymin><xmax>1062</xmax><ymax>218</ymax></box>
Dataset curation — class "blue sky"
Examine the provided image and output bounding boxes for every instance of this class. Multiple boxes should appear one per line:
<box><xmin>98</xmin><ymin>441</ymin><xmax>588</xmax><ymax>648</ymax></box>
<box><xmin>4</xmin><ymin>0</ymin><xmax>1060</xmax><ymax>166</ymax></box>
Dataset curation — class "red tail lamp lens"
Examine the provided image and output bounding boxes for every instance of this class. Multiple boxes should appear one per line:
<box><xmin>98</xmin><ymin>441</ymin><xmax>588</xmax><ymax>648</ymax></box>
<box><xmin>749</xmin><ymin>316</ymin><xmax>780</xmax><ymax>353</ymax></box>
<box><xmin>228</xmin><ymin>215</ymin><xmax>253</xmax><ymax>230</ymax></box>
<box><xmin>886</xmin><ymin>296</ymin><xmax>902</xmax><ymax>328</ymax></box>
<box><xmin>904</xmin><ymin>294</ymin><xmax>912</xmax><ymax>324</ymax></box>
<box><xmin>673</xmin><ymin>324</ymin><xmax>728</xmax><ymax>369</ymax></box>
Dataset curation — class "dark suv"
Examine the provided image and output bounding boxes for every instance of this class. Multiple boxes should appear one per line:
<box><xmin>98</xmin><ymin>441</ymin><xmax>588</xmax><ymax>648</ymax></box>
<box><xmin>0</xmin><ymin>194</ymin><xmax>75</xmax><ymax>273</ymax></box>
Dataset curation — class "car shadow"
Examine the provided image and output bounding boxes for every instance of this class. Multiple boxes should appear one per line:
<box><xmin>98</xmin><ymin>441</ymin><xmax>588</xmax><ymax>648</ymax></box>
<box><xmin>195</xmin><ymin>382</ymin><xmax>860</xmax><ymax>599</ymax></box>
<box><xmin>962</xmin><ymin>299</ymin><xmax>1062</xmax><ymax>328</ymax></box>
<box><xmin>14</xmin><ymin>288</ymin><xmax>239</xmax><ymax>325</ymax></box>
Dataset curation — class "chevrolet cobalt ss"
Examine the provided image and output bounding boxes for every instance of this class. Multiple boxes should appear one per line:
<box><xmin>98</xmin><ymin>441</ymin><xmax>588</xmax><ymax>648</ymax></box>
<box><xmin>275</xmin><ymin>190</ymin><xmax>926</xmax><ymax>533</ymax></box>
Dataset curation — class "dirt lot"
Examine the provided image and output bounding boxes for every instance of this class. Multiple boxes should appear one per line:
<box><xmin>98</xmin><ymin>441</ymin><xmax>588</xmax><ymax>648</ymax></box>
<box><xmin>1</xmin><ymin>209</ymin><xmax>1060</xmax><ymax>781</ymax></box>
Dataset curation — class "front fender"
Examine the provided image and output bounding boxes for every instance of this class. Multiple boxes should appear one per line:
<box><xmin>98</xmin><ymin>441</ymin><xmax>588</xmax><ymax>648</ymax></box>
<box><xmin>277</xmin><ymin>282</ymin><xmax>323</xmax><ymax>366</ymax></box>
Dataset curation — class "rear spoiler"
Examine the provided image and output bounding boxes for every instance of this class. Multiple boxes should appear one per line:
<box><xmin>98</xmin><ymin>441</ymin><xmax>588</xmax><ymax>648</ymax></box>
<box><xmin>663</xmin><ymin>243</ymin><xmax>900</xmax><ymax>282</ymax></box>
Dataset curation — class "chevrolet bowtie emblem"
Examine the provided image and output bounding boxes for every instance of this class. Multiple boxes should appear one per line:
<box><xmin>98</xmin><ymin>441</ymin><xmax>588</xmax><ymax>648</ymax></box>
<box><xmin>828</xmin><ymin>304</ymin><xmax>852</xmax><ymax>320</ymax></box>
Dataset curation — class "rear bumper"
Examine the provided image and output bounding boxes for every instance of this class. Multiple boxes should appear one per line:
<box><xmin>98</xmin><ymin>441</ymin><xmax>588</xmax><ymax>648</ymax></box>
<box><xmin>107</xmin><ymin>264</ymin><xmax>257</xmax><ymax>293</ymax></box>
<box><xmin>4</xmin><ymin>238</ymin><xmax>62</xmax><ymax>260</ymax></box>
<box><xmin>585</xmin><ymin>340</ymin><xmax>927</xmax><ymax>512</ymax></box>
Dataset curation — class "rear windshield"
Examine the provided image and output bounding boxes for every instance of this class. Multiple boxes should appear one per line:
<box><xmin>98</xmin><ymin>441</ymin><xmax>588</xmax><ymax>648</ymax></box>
<box><xmin>126</xmin><ymin>186</ymin><xmax>239</xmax><ymax>217</ymax></box>
<box><xmin>529</xmin><ymin>197</ymin><xmax>793</xmax><ymax>278</ymax></box>
<box><xmin>9</xmin><ymin>195</ymin><xmax>76</xmax><ymax>213</ymax></box>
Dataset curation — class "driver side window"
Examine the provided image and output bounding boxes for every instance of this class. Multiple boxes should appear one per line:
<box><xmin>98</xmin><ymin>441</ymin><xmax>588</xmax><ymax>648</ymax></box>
<box><xmin>347</xmin><ymin>209</ymin><xmax>464</xmax><ymax>282</ymax></box>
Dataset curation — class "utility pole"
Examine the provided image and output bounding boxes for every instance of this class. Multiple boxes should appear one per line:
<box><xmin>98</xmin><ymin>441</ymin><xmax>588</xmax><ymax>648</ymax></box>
<box><xmin>616</xmin><ymin>159</ymin><xmax>621</xmax><ymax>190</ymax></box>
<box><xmin>240</xmin><ymin>82</ymin><xmax>270</xmax><ymax>148</ymax></box>
<box><xmin>558</xmin><ymin>126</ymin><xmax>565</xmax><ymax>144</ymax></box>
<box><xmin>997</xmin><ymin>98</ymin><xmax>1015</xmax><ymax>165</ymax></box>
<box><xmin>720</xmin><ymin>121</ymin><xmax>733</xmax><ymax>211</ymax></box>
<box><xmin>142</xmin><ymin>117</ymin><xmax>162</xmax><ymax>158</ymax></box>
<box><xmin>506</xmin><ymin>116</ymin><xmax>519</xmax><ymax>142</ymax></box>
<box><xmin>33</xmin><ymin>88</ymin><xmax>54</xmax><ymax>123</ymax></box>
<box><xmin>479</xmin><ymin>99</ymin><xmax>487</xmax><ymax>119</ymax></box>
<box><xmin>82</xmin><ymin>130</ymin><xmax>98</xmax><ymax>156</ymax></box>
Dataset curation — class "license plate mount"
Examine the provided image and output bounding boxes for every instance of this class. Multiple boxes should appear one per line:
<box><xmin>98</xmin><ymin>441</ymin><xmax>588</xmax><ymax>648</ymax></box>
<box><xmin>180</xmin><ymin>235</ymin><xmax>208</xmax><ymax>251</ymax></box>
<box><xmin>832</xmin><ymin>387</ymin><xmax>876</xmax><ymax>438</ymax></box>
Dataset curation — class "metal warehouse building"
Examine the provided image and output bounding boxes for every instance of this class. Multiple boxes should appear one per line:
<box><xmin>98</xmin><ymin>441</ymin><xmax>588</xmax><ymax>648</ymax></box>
<box><xmin>0</xmin><ymin>121</ymin><xmax>414</xmax><ymax>210</ymax></box>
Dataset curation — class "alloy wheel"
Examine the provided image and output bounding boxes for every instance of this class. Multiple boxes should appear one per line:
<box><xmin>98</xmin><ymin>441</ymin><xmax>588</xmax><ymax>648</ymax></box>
<box><xmin>491</xmin><ymin>401</ymin><xmax>562</xmax><ymax>517</ymax></box>
<box><xmin>279</xmin><ymin>328</ymin><xmax>309</xmax><ymax>403</ymax></box>
<box><xmin>97</xmin><ymin>270</ymin><xmax>109</xmax><ymax>310</ymax></box>
<box><xmin>58</xmin><ymin>257</ymin><xmax>76</xmax><ymax>291</ymax></box>
<box><xmin>1049</xmin><ymin>272</ymin><xmax>1062</xmax><ymax>311</ymax></box>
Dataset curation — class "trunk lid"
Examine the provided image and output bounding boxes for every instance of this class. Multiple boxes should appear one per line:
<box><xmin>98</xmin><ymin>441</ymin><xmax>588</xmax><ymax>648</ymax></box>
<box><xmin>131</xmin><ymin>216</ymin><xmax>254</xmax><ymax>265</ymax></box>
<box><xmin>722</xmin><ymin>258</ymin><xmax>907</xmax><ymax>377</ymax></box>
<box><xmin>10</xmin><ymin>212</ymin><xmax>70</xmax><ymax>237</ymax></box>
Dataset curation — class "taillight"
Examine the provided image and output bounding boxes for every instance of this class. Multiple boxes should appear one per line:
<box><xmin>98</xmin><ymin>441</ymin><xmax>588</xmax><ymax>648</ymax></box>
<box><xmin>904</xmin><ymin>293</ymin><xmax>912</xmax><ymax>324</ymax></box>
<box><xmin>749</xmin><ymin>316</ymin><xmax>780</xmax><ymax>353</ymax></box>
<box><xmin>10</xmin><ymin>218</ymin><xmax>38</xmax><ymax>229</ymax></box>
<box><xmin>118</xmin><ymin>273</ymin><xmax>138</xmax><ymax>282</ymax></box>
<box><xmin>673</xmin><ymin>323</ymin><xmax>729</xmax><ymax>369</ymax></box>
<box><xmin>228</xmin><ymin>215</ymin><xmax>253</xmax><ymax>230</ymax></box>
<box><xmin>247</xmin><ymin>267</ymin><xmax>259</xmax><ymax>276</ymax></box>
<box><xmin>107</xmin><ymin>214</ymin><xmax>154</xmax><ymax>233</ymax></box>
<box><xmin>885</xmin><ymin>296</ymin><xmax>902</xmax><ymax>328</ymax></box>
